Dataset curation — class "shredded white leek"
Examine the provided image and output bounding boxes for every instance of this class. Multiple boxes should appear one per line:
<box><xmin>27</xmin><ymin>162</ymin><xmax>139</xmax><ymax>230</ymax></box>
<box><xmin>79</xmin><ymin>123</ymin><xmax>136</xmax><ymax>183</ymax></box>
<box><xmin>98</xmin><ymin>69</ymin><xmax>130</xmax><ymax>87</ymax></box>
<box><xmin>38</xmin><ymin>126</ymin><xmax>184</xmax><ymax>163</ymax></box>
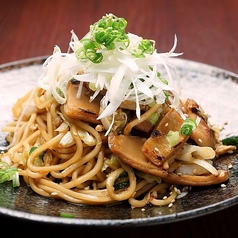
<box><xmin>37</xmin><ymin>16</ymin><xmax>182</xmax><ymax>131</ymax></box>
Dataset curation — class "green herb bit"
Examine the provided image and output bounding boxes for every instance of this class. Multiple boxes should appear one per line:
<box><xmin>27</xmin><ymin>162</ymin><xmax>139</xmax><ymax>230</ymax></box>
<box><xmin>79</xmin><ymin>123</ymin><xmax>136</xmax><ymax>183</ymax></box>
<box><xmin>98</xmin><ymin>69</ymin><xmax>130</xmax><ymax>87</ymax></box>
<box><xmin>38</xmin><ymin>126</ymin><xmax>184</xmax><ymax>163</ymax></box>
<box><xmin>180</xmin><ymin>118</ymin><xmax>197</xmax><ymax>136</ymax></box>
<box><xmin>56</xmin><ymin>87</ymin><xmax>65</xmax><ymax>98</ymax></box>
<box><xmin>29</xmin><ymin>146</ymin><xmax>38</xmax><ymax>154</ymax></box>
<box><xmin>166</xmin><ymin>130</ymin><xmax>180</xmax><ymax>146</ymax></box>
<box><xmin>114</xmin><ymin>181</ymin><xmax>130</xmax><ymax>191</ymax></box>
<box><xmin>0</xmin><ymin>162</ymin><xmax>19</xmax><ymax>187</ymax></box>
<box><xmin>60</xmin><ymin>212</ymin><xmax>74</xmax><ymax>218</ymax></box>
<box><xmin>164</xmin><ymin>91</ymin><xmax>170</xmax><ymax>102</ymax></box>
<box><xmin>222</xmin><ymin>135</ymin><xmax>238</xmax><ymax>146</ymax></box>
<box><xmin>116</xmin><ymin>171</ymin><xmax>128</xmax><ymax>181</ymax></box>
<box><xmin>29</xmin><ymin>146</ymin><xmax>46</xmax><ymax>166</ymax></box>
<box><xmin>114</xmin><ymin>171</ymin><xmax>129</xmax><ymax>191</ymax></box>
<box><xmin>146</xmin><ymin>112</ymin><xmax>159</xmax><ymax>126</ymax></box>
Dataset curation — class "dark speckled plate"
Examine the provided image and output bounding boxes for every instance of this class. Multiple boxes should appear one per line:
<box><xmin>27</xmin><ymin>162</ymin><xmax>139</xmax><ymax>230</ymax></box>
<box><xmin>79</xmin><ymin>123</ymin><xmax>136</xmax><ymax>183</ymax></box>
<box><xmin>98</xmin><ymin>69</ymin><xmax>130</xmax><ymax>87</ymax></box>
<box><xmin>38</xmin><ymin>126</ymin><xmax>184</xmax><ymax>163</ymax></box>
<box><xmin>0</xmin><ymin>57</ymin><xmax>238</xmax><ymax>227</ymax></box>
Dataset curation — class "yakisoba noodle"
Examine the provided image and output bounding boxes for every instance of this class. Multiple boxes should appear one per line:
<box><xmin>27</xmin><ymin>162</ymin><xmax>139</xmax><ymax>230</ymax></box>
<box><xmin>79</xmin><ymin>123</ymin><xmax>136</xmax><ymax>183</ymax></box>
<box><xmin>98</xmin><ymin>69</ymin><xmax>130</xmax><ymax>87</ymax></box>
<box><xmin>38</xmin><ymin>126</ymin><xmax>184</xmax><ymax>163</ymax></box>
<box><xmin>2</xmin><ymin>87</ymin><xmax>176</xmax><ymax>206</ymax></box>
<box><xmin>0</xmin><ymin>14</ymin><xmax>233</xmax><ymax>208</ymax></box>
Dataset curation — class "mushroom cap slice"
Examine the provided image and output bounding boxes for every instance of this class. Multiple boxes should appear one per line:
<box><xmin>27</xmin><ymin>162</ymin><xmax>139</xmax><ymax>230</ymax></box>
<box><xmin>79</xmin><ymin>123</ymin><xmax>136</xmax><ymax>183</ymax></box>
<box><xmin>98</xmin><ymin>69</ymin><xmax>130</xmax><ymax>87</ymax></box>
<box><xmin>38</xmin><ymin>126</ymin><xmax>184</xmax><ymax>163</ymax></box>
<box><xmin>163</xmin><ymin>169</ymin><xmax>229</xmax><ymax>186</ymax></box>
<box><xmin>108</xmin><ymin>133</ymin><xmax>168</xmax><ymax>178</ymax></box>
<box><xmin>63</xmin><ymin>82</ymin><xmax>102</xmax><ymax>124</ymax></box>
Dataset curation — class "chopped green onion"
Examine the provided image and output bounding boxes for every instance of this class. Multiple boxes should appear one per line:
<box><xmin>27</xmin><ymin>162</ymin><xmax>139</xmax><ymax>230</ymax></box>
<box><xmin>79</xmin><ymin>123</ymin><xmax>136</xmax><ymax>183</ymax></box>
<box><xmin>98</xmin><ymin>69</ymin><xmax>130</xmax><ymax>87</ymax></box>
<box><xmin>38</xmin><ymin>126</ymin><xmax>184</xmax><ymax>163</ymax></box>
<box><xmin>91</xmin><ymin>14</ymin><xmax>129</xmax><ymax>50</ymax></box>
<box><xmin>166</xmin><ymin>130</ymin><xmax>180</xmax><ymax>146</ymax></box>
<box><xmin>160</xmin><ymin>77</ymin><xmax>168</xmax><ymax>85</ymax></box>
<box><xmin>29</xmin><ymin>146</ymin><xmax>46</xmax><ymax>166</ymax></box>
<box><xmin>0</xmin><ymin>162</ymin><xmax>20</xmax><ymax>187</ymax></box>
<box><xmin>222</xmin><ymin>135</ymin><xmax>238</xmax><ymax>145</ymax></box>
<box><xmin>146</xmin><ymin>112</ymin><xmax>159</xmax><ymax>126</ymax></box>
<box><xmin>12</xmin><ymin>172</ymin><xmax>20</xmax><ymax>187</ymax></box>
<box><xmin>60</xmin><ymin>212</ymin><xmax>74</xmax><ymax>218</ymax></box>
<box><xmin>133</xmin><ymin>39</ymin><xmax>154</xmax><ymax>57</ymax></box>
<box><xmin>76</xmin><ymin>14</ymin><xmax>129</xmax><ymax>63</ymax></box>
<box><xmin>29</xmin><ymin>146</ymin><xmax>37</xmax><ymax>154</ymax></box>
<box><xmin>78</xmin><ymin>39</ymin><xmax>103</xmax><ymax>63</ymax></box>
<box><xmin>180</xmin><ymin>118</ymin><xmax>197</xmax><ymax>136</ymax></box>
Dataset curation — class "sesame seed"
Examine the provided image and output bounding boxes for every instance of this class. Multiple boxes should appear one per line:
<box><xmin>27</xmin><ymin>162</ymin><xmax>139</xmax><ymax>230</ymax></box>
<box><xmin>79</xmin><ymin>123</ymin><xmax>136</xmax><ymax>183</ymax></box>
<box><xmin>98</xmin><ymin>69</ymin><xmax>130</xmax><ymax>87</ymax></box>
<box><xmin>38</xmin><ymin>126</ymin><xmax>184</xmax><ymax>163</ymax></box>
<box><xmin>174</xmin><ymin>187</ymin><xmax>181</xmax><ymax>194</ymax></box>
<box><xmin>198</xmin><ymin>138</ymin><xmax>203</xmax><ymax>143</ymax></box>
<box><xmin>51</xmin><ymin>192</ymin><xmax>58</xmax><ymax>196</ymax></box>
<box><xmin>165</xmin><ymin>123</ymin><xmax>168</xmax><ymax>127</ymax></box>
<box><xmin>163</xmin><ymin>196</ymin><xmax>168</xmax><ymax>200</ymax></box>
<box><xmin>168</xmin><ymin>203</ymin><xmax>173</xmax><ymax>208</ymax></box>
<box><xmin>141</xmin><ymin>208</ymin><xmax>146</xmax><ymax>212</ymax></box>
<box><xmin>228</xmin><ymin>164</ymin><xmax>233</xmax><ymax>169</ymax></box>
<box><xmin>221</xmin><ymin>184</ymin><xmax>226</xmax><ymax>188</ymax></box>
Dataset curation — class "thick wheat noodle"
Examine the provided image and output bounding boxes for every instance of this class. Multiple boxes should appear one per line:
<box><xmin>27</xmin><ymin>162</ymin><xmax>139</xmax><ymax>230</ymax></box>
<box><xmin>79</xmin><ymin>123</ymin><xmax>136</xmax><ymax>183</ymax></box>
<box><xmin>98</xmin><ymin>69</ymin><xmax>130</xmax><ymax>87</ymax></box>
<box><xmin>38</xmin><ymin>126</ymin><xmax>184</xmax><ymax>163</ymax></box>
<box><xmin>37</xmin><ymin>124</ymin><xmax>54</xmax><ymax>142</ymax></box>
<box><xmin>128</xmin><ymin>196</ymin><xmax>149</xmax><ymax>208</ymax></box>
<box><xmin>21</xmin><ymin>113</ymin><xmax>37</xmax><ymax>141</ymax></box>
<box><xmin>56</xmin><ymin>145</ymin><xmax>77</xmax><ymax>154</ymax></box>
<box><xmin>27</xmin><ymin>127</ymin><xmax>84</xmax><ymax>173</ymax></box>
<box><xmin>22</xmin><ymin>130</ymin><xmax>41</xmax><ymax>146</ymax></box>
<box><xmin>24</xmin><ymin>168</ymin><xmax>49</xmax><ymax>178</ymax></box>
<box><xmin>35</xmin><ymin>94</ymin><xmax>55</xmax><ymax>110</ymax></box>
<box><xmin>71</xmin><ymin>166</ymin><xmax>86</xmax><ymax>181</ymax></box>
<box><xmin>134</xmin><ymin>180</ymin><xmax>158</xmax><ymax>197</ymax></box>
<box><xmin>148</xmin><ymin>183</ymin><xmax>177</xmax><ymax>206</ymax></box>
<box><xmin>7</xmin><ymin>124</ymin><xmax>27</xmax><ymax>152</ymax></box>
<box><xmin>46</xmin><ymin>110</ymin><xmax>54</xmax><ymax>138</ymax></box>
<box><xmin>52</xmin><ymin>128</ymin><xmax>102</xmax><ymax>179</ymax></box>
<box><xmin>49</xmin><ymin>100</ymin><xmax>59</xmax><ymax>119</ymax></box>
<box><xmin>123</xmin><ymin>103</ymin><xmax>162</xmax><ymax>135</ymax></box>
<box><xmin>35</xmin><ymin>120</ymin><xmax>102</xmax><ymax>180</ymax></box>
<box><xmin>33</xmin><ymin>87</ymin><xmax>45</xmax><ymax>106</ymax></box>
<box><xmin>13</xmin><ymin>89</ymin><xmax>33</xmax><ymax>117</ymax></box>
<box><xmin>31</xmin><ymin>177</ymin><xmax>114</xmax><ymax>204</ymax></box>
<box><xmin>49</xmin><ymin>147</ymin><xmax>92</xmax><ymax>179</ymax></box>
<box><xmin>35</xmin><ymin>116</ymin><xmax>47</xmax><ymax>131</ymax></box>
<box><xmin>2</xmin><ymin>125</ymin><xmax>20</xmax><ymax>133</ymax></box>
<box><xmin>8</xmin><ymin>130</ymin><xmax>41</xmax><ymax>154</ymax></box>
<box><xmin>8</xmin><ymin>88</ymin><xmax>38</xmax><ymax>149</ymax></box>
<box><xmin>26</xmin><ymin>132</ymin><xmax>65</xmax><ymax>171</ymax></box>
<box><xmin>61</xmin><ymin>148</ymin><xmax>105</xmax><ymax>188</ymax></box>
<box><xmin>128</xmin><ymin>181</ymin><xmax>159</xmax><ymax>207</ymax></box>
<box><xmin>51</xmin><ymin>150</ymin><xmax>76</xmax><ymax>160</ymax></box>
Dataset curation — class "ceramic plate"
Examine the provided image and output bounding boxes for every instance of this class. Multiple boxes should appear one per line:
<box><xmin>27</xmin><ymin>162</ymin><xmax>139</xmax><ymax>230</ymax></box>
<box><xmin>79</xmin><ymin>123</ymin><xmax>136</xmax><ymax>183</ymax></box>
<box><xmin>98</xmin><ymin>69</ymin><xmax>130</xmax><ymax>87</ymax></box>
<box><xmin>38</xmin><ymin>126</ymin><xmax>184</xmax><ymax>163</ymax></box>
<box><xmin>0</xmin><ymin>56</ymin><xmax>238</xmax><ymax>227</ymax></box>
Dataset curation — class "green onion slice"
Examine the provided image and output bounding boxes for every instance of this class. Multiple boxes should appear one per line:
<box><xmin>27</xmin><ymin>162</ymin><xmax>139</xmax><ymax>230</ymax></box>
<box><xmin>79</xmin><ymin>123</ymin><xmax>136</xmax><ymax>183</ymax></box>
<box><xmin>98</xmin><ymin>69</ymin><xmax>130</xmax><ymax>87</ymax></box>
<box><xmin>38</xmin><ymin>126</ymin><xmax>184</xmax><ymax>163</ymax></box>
<box><xmin>180</xmin><ymin>118</ymin><xmax>198</xmax><ymax>136</ymax></box>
